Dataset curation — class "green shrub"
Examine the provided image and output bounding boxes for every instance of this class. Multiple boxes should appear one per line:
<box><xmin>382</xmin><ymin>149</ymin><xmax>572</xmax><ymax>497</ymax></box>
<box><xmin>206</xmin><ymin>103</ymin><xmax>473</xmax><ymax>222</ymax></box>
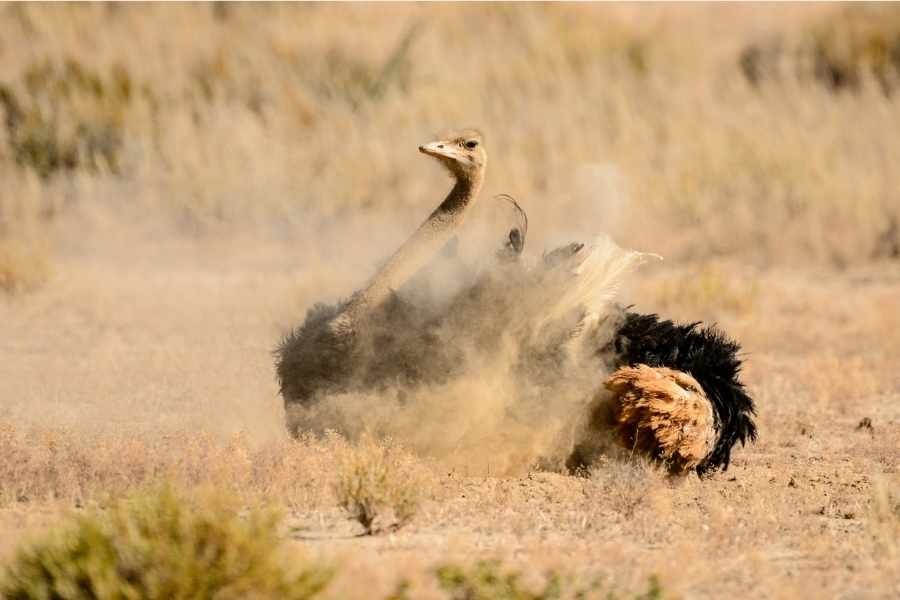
<box><xmin>434</xmin><ymin>561</ymin><xmax>665</xmax><ymax>600</ymax></box>
<box><xmin>0</xmin><ymin>486</ymin><xmax>332</xmax><ymax>600</ymax></box>
<box><xmin>436</xmin><ymin>561</ymin><xmax>565</xmax><ymax>600</ymax></box>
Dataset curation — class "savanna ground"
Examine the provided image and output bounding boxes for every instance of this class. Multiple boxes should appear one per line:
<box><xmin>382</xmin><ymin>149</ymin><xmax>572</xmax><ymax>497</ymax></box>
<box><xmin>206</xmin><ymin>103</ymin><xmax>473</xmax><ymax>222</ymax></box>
<box><xmin>1</xmin><ymin>3</ymin><xmax>898</xmax><ymax>598</ymax></box>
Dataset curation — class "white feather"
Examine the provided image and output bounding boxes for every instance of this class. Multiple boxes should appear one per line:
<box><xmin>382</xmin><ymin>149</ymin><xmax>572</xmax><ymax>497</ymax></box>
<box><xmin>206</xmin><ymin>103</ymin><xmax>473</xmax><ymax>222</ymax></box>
<box><xmin>537</xmin><ymin>234</ymin><xmax>661</xmax><ymax>332</ymax></box>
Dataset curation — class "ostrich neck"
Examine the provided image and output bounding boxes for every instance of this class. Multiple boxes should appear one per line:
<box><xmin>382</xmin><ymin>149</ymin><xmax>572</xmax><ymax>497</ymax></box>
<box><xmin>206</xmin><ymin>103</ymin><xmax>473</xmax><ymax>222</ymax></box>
<box><xmin>344</xmin><ymin>171</ymin><xmax>484</xmax><ymax>320</ymax></box>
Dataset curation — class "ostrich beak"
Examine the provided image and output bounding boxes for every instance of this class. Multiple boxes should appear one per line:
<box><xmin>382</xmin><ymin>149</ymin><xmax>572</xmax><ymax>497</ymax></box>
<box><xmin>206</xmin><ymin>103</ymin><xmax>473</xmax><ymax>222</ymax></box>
<box><xmin>418</xmin><ymin>141</ymin><xmax>458</xmax><ymax>160</ymax></box>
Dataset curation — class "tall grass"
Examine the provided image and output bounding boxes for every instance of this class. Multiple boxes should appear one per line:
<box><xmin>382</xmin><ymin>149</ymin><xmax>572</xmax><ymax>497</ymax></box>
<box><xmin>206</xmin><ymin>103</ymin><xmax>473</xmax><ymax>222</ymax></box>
<box><xmin>0</xmin><ymin>4</ymin><xmax>898</xmax><ymax>266</ymax></box>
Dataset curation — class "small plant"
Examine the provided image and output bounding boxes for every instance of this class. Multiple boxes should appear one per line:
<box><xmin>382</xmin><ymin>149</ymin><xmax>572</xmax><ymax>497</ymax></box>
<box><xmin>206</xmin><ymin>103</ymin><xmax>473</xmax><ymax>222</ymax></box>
<box><xmin>0</xmin><ymin>237</ymin><xmax>52</xmax><ymax>295</ymax></box>
<box><xmin>0</xmin><ymin>486</ymin><xmax>332</xmax><ymax>600</ymax></box>
<box><xmin>334</xmin><ymin>435</ymin><xmax>428</xmax><ymax>535</ymax></box>
<box><xmin>435</xmin><ymin>561</ymin><xmax>665</xmax><ymax>600</ymax></box>
<box><xmin>589</xmin><ymin>458</ymin><xmax>659</xmax><ymax>520</ymax></box>
<box><xmin>436</xmin><ymin>561</ymin><xmax>564</xmax><ymax>600</ymax></box>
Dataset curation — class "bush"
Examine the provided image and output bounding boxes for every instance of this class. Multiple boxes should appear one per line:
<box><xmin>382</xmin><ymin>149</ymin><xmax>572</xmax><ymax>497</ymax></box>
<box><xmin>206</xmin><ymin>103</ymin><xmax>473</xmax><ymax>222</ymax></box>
<box><xmin>436</xmin><ymin>561</ymin><xmax>565</xmax><ymax>600</ymax></box>
<box><xmin>334</xmin><ymin>435</ymin><xmax>428</xmax><ymax>535</ymax></box>
<box><xmin>589</xmin><ymin>458</ymin><xmax>660</xmax><ymax>521</ymax></box>
<box><xmin>434</xmin><ymin>560</ymin><xmax>665</xmax><ymax>600</ymax></box>
<box><xmin>0</xmin><ymin>486</ymin><xmax>332</xmax><ymax>600</ymax></box>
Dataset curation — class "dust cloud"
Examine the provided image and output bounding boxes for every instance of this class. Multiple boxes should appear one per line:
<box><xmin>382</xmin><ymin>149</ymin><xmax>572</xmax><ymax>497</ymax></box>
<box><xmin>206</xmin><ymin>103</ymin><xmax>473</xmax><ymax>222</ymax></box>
<box><xmin>2</xmin><ymin>160</ymin><xmax>641</xmax><ymax>476</ymax></box>
<box><xmin>282</xmin><ymin>177</ymin><xmax>650</xmax><ymax>475</ymax></box>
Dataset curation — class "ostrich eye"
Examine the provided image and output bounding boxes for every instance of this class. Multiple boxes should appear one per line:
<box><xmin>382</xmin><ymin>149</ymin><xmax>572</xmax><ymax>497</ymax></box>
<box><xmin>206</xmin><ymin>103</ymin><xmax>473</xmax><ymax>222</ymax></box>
<box><xmin>465</xmin><ymin>140</ymin><xmax>479</xmax><ymax>149</ymax></box>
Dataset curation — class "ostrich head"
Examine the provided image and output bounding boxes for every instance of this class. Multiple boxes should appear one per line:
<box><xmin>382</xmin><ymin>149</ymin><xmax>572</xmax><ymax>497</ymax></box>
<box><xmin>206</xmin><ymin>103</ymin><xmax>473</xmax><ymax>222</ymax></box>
<box><xmin>419</xmin><ymin>129</ymin><xmax>486</xmax><ymax>182</ymax></box>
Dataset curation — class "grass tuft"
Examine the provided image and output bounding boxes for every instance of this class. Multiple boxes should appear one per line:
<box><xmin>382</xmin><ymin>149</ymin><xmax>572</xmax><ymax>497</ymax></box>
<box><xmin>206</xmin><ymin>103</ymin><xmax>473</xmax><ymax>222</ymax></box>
<box><xmin>334</xmin><ymin>434</ymin><xmax>428</xmax><ymax>535</ymax></box>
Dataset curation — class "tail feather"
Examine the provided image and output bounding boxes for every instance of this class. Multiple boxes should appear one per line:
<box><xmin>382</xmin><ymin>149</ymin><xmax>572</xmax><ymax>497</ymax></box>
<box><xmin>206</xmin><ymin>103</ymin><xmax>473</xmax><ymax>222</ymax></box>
<box><xmin>612</xmin><ymin>312</ymin><xmax>758</xmax><ymax>475</ymax></box>
<box><xmin>536</xmin><ymin>235</ymin><xmax>660</xmax><ymax>332</ymax></box>
<box><xmin>605</xmin><ymin>365</ymin><xmax>718</xmax><ymax>473</ymax></box>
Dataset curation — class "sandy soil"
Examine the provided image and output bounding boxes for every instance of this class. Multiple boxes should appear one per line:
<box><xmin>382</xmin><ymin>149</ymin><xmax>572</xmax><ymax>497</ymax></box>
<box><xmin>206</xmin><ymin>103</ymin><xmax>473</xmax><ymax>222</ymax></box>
<box><xmin>2</xmin><ymin>232</ymin><xmax>897</xmax><ymax>598</ymax></box>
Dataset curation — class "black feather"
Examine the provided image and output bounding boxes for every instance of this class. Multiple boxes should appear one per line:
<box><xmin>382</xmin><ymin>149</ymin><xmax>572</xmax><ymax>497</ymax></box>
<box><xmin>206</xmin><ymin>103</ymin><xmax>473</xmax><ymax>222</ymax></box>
<box><xmin>275</xmin><ymin>294</ymin><xmax>459</xmax><ymax>424</ymax></box>
<box><xmin>611</xmin><ymin>311</ymin><xmax>757</xmax><ymax>476</ymax></box>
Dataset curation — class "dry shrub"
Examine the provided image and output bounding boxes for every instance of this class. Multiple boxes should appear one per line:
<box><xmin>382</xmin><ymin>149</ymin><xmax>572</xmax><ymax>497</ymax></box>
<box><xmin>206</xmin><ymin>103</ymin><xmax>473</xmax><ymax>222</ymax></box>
<box><xmin>589</xmin><ymin>457</ymin><xmax>662</xmax><ymax>520</ymax></box>
<box><xmin>0</xmin><ymin>237</ymin><xmax>52</xmax><ymax>295</ymax></box>
<box><xmin>0</xmin><ymin>486</ymin><xmax>332</xmax><ymax>600</ymax></box>
<box><xmin>334</xmin><ymin>435</ymin><xmax>430</xmax><ymax>535</ymax></box>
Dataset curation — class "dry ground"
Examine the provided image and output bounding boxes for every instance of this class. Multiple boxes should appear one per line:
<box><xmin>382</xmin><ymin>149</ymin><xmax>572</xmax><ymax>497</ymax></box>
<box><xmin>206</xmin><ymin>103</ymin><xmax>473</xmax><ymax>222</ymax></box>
<box><xmin>1</xmin><ymin>232</ymin><xmax>897</xmax><ymax>598</ymax></box>
<box><xmin>1</xmin><ymin>4</ymin><xmax>899</xmax><ymax>599</ymax></box>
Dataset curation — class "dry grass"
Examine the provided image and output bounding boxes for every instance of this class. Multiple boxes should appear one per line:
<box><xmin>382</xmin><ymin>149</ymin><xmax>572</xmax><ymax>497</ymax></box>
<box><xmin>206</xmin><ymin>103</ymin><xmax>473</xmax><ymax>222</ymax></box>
<box><xmin>1</xmin><ymin>3</ymin><xmax>899</xmax><ymax>599</ymax></box>
<box><xmin>0</xmin><ymin>237</ymin><xmax>52</xmax><ymax>295</ymax></box>
<box><xmin>334</xmin><ymin>435</ymin><xmax>429</xmax><ymax>535</ymax></box>
<box><xmin>0</xmin><ymin>426</ymin><xmax>342</xmax><ymax>510</ymax></box>
<box><xmin>1</xmin><ymin>4</ymin><xmax>898</xmax><ymax>262</ymax></box>
<box><xmin>648</xmin><ymin>263</ymin><xmax>758</xmax><ymax>316</ymax></box>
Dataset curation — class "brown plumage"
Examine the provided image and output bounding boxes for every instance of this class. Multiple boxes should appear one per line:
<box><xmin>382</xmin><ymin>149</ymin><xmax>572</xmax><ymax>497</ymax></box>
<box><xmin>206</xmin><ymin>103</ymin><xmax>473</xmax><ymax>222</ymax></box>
<box><xmin>605</xmin><ymin>364</ymin><xmax>718</xmax><ymax>473</ymax></box>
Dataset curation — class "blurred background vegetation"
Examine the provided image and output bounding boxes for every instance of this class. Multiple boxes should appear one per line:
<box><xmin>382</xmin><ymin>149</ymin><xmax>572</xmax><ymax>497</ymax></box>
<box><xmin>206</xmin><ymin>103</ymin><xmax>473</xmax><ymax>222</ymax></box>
<box><xmin>1</xmin><ymin>3</ymin><xmax>899</xmax><ymax>291</ymax></box>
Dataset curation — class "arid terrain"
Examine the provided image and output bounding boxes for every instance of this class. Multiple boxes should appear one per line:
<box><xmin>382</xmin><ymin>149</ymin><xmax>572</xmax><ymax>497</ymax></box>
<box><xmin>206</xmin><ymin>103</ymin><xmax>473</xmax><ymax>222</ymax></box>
<box><xmin>1</xmin><ymin>4</ymin><xmax>898</xmax><ymax>599</ymax></box>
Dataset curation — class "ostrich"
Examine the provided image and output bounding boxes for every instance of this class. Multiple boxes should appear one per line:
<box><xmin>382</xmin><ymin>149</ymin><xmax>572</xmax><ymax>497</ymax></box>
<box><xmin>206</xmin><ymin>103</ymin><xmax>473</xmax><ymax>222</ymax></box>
<box><xmin>276</xmin><ymin>130</ymin><xmax>756</xmax><ymax>477</ymax></box>
<box><xmin>276</xmin><ymin>130</ymin><xmax>487</xmax><ymax>420</ymax></box>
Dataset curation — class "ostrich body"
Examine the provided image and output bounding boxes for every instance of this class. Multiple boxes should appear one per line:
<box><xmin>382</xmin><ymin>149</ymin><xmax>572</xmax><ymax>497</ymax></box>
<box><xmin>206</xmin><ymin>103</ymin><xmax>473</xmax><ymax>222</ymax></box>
<box><xmin>276</xmin><ymin>131</ymin><xmax>756</xmax><ymax>476</ymax></box>
<box><xmin>277</xmin><ymin>131</ymin><xmax>486</xmax><ymax>415</ymax></box>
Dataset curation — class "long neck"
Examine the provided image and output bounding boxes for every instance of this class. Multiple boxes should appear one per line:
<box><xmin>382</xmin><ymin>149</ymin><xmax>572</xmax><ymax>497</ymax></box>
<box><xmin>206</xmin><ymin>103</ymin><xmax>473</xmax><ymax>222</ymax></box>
<box><xmin>344</xmin><ymin>170</ymin><xmax>484</xmax><ymax>320</ymax></box>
